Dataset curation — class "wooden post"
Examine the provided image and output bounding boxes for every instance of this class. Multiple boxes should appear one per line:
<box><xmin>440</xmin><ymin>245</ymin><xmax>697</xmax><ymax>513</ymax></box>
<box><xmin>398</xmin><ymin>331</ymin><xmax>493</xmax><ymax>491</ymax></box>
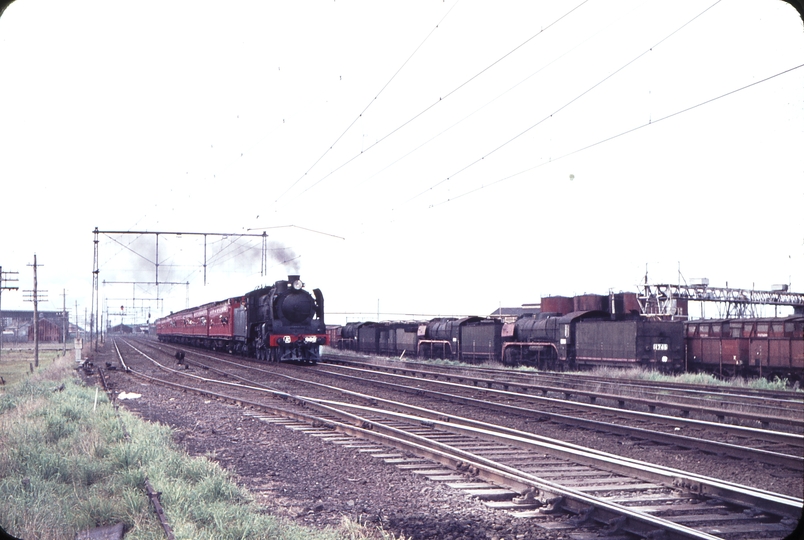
<box><xmin>33</xmin><ymin>254</ymin><xmax>39</xmax><ymax>368</ymax></box>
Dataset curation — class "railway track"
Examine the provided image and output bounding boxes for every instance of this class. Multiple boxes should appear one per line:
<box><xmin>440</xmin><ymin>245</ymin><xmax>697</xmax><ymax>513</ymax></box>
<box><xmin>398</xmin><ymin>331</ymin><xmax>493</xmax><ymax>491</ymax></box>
<box><xmin>104</xmin><ymin>338</ymin><xmax>802</xmax><ymax>539</ymax></box>
<box><xmin>343</xmin><ymin>355</ymin><xmax>803</xmax><ymax>404</ymax></box>
<box><xmin>308</xmin><ymin>362</ymin><xmax>804</xmax><ymax>470</ymax></box>
<box><xmin>321</xmin><ymin>354</ymin><xmax>804</xmax><ymax>429</ymax></box>
<box><xmin>122</xmin><ymin>338</ymin><xmax>804</xmax><ymax>470</ymax></box>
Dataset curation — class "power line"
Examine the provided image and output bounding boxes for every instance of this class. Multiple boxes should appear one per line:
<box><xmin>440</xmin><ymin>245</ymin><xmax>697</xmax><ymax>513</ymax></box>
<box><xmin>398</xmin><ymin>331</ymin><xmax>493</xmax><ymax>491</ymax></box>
<box><xmin>294</xmin><ymin>0</ymin><xmax>593</xmax><ymax>199</ymax></box>
<box><xmin>428</xmin><ymin>61</ymin><xmax>804</xmax><ymax>207</ymax></box>
<box><xmin>276</xmin><ymin>0</ymin><xmax>463</xmax><ymax>203</ymax></box>
<box><xmin>102</xmin><ymin>233</ymin><xmax>152</xmax><ymax>267</ymax></box>
<box><xmin>356</xmin><ymin>4</ymin><xmax>632</xmax><ymax>189</ymax></box>
<box><xmin>405</xmin><ymin>0</ymin><xmax>724</xmax><ymax>206</ymax></box>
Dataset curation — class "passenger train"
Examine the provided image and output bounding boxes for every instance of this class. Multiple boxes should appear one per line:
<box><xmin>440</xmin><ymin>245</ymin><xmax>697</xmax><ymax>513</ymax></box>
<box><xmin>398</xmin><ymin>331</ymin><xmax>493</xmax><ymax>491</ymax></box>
<box><xmin>156</xmin><ymin>275</ymin><xmax>327</xmax><ymax>363</ymax></box>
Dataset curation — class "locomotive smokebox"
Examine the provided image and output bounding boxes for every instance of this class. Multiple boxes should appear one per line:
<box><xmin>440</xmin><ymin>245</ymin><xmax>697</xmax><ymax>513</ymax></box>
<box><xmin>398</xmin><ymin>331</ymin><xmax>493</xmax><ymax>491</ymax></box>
<box><xmin>281</xmin><ymin>290</ymin><xmax>315</xmax><ymax>324</ymax></box>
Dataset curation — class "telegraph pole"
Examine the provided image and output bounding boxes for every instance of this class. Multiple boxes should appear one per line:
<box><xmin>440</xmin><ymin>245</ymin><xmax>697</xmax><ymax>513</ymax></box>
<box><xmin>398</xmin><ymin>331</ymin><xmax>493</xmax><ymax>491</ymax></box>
<box><xmin>0</xmin><ymin>266</ymin><xmax>20</xmax><ymax>363</ymax></box>
<box><xmin>24</xmin><ymin>255</ymin><xmax>46</xmax><ymax>368</ymax></box>
<box><xmin>92</xmin><ymin>228</ymin><xmax>99</xmax><ymax>352</ymax></box>
<box><xmin>62</xmin><ymin>289</ymin><xmax>67</xmax><ymax>356</ymax></box>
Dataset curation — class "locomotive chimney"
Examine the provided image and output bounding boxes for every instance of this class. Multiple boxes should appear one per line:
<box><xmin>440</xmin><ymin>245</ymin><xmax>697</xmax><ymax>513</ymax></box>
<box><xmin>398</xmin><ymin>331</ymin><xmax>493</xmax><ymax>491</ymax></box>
<box><xmin>288</xmin><ymin>274</ymin><xmax>300</xmax><ymax>283</ymax></box>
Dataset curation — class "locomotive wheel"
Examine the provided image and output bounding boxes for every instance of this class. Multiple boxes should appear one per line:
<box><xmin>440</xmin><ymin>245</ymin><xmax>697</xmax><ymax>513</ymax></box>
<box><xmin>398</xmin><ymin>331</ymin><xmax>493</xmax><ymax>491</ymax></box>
<box><xmin>503</xmin><ymin>348</ymin><xmax>515</xmax><ymax>366</ymax></box>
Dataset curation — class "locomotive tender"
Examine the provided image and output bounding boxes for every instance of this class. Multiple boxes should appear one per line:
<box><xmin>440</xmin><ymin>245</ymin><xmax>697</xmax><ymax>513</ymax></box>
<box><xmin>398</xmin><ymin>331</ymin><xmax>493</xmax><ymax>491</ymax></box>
<box><xmin>156</xmin><ymin>275</ymin><xmax>327</xmax><ymax>363</ymax></box>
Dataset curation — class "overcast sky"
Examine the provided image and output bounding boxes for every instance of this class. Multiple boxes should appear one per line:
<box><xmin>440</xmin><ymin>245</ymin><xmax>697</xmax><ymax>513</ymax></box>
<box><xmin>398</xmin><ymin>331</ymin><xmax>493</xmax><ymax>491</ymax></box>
<box><xmin>1</xmin><ymin>0</ymin><xmax>802</xmax><ymax>327</ymax></box>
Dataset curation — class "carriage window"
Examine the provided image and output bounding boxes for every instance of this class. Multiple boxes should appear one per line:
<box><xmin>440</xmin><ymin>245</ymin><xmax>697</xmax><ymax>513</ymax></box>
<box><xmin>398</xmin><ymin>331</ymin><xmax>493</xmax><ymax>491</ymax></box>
<box><xmin>699</xmin><ymin>325</ymin><xmax>709</xmax><ymax>337</ymax></box>
<box><xmin>731</xmin><ymin>324</ymin><xmax>742</xmax><ymax>338</ymax></box>
<box><xmin>742</xmin><ymin>323</ymin><xmax>754</xmax><ymax>337</ymax></box>
<box><xmin>711</xmin><ymin>324</ymin><xmax>721</xmax><ymax>336</ymax></box>
<box><xmin>686</xmin><ymin>325</ymin><xmax>697</xmax><ymax>337</ymax></box>
<box><xmin>756</xmin><ymin>323</ymin><xmax>769</xmax><ymax>337</ymax></box>
<box><xmin>784</xmin><ymin>322</ymin><xmax>794</xmax><ymax>334</ymax></box>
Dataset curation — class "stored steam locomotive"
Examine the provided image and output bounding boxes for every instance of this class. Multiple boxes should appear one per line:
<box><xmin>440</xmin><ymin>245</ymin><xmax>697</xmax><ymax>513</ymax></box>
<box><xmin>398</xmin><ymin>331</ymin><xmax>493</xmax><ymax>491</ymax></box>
<box><xmin>328</xmin><ymin>292</ymin><xmax>803</xmax><ymax>380</ymax></box>
<box><xmin>334</xmin><ymin>311</ymin><xmax>685</xmax><ymax>372</ymax></box>
<box><xmin>155</xmin><ymin>275</ymin><xmax>327</xmax><ymax>363</ymax></box>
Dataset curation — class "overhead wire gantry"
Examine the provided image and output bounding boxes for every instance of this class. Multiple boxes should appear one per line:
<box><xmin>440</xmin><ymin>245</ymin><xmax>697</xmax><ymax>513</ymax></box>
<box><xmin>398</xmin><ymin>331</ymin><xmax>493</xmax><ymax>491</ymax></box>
<box><xmin>90</xmin><ymin>227</ymin><xmax>271</xmax><ymax>349</ymax></box>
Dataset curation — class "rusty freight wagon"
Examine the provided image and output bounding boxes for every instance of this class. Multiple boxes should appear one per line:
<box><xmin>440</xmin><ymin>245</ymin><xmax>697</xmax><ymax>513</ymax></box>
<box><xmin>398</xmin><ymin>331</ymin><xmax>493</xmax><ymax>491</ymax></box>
<box><xmin>686</xmin><ymin>316</ymin><xmax>804</xmax><ymax>380</ymax></box>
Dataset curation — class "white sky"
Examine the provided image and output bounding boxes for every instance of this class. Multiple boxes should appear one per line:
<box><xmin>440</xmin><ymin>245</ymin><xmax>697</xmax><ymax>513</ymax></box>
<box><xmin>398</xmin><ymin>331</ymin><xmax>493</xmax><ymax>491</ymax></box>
<box><xmin>1</xmin><ymin>0</ymin><xmax>802</xmax><ymax>326</ymax></box>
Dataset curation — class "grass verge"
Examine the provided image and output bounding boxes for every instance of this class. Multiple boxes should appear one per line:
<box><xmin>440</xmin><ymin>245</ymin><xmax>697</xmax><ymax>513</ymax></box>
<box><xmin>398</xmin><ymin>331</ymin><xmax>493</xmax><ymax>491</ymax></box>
<box><xmin>0</xmin><ymin>348</ymin><xmax>64</xmax><ymax>386</ymax></box>
<box><xmin>333</xmin><ymin>347</ymin><xmax>800</xmax><ymax>392</ymax></box>
<box><xmin>0</xmin><ymin>354</ymin><xmax>404</xmax><ymax>540</ymax></box>
<box><xmin>575</xmin><ymin>365</ymin><xmax>799</xmax><ymax>391</ymax></box>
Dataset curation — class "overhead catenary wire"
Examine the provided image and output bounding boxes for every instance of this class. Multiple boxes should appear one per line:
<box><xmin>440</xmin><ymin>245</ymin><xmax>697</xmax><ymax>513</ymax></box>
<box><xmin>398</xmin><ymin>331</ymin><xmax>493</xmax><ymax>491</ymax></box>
<box><xmin>99</xmin><ymin>232</ymin><xmax>268</xmax><ymax>298</ymax></box>
<box><xmin>275</xmin><ymin>0</ymin><xmax>463</xmax><ymax>204</ymax></box>
<box><xmin>358</xmin><ymin>1</ymin><xmax>643</xmax><ymax>188</ymax></box>
<box><xmin>428</xmin><ymin>60</ymin><xmax>804</xmax><ymax>207</ymax></box>
<box><xmin>403</xmin><ymin>0</ymin><xmax>724</xmax><ymax>206</ymax></box>
<box><xmin>101</xmin><ymin>233</ymin><xmax>152</xmax><ymax>268</ymax></box>
<box><xmin>294</xmin><ymin>0</ymin><xmax>593</xmax><ymax>199</ymax></box>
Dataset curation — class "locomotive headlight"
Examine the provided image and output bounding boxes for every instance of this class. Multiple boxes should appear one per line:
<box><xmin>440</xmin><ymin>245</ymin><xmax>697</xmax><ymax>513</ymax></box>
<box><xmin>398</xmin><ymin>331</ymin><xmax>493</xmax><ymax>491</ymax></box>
<box><xmin>283</xmin><ymin>335</ymin><xmax>292</xmax><ymax>343</ymax></box>
<box><xmin>292</xmin><ymin>279</ymin><xmax>303</xmax><ymax>290</ymax></box>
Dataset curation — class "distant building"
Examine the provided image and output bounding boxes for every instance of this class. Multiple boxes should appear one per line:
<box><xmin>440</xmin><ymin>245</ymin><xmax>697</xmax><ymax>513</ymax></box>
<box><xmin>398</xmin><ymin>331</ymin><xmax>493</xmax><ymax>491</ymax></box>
<box><xmin>108</xmin><ymin>324</ymin><xmax>133</xmax><ymax>334</ymax></box>
<box><xmin>0</xmin><ymin>310</ymin><xmax>70</xmax><ymax>343</ymax></box>
<box><xmin>489</xmin><ymin>304</ymin><xmax>541</xmax><ymax>324</ymax></box>
<box><xmin>27</xmin><ymin>317</ymin><xmax>64</xmax><ymax>342</ymax></box>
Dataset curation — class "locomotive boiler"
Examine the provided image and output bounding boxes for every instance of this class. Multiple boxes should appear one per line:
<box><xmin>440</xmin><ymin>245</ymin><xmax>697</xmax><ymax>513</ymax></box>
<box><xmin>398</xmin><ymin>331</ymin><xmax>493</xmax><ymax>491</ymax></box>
<box><xmin>501</xmin><ymin>315</ymin><xmax>561</xmax><ymax>368</ymax></box>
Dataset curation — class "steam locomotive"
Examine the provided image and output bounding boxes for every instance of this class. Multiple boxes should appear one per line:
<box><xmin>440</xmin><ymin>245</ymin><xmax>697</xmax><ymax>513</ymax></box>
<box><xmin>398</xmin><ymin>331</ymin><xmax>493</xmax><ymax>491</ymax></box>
<box><xmin>155</xmin><ymin>275</ymin><xmax>327</xmax><ymax>363</ymax></box>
